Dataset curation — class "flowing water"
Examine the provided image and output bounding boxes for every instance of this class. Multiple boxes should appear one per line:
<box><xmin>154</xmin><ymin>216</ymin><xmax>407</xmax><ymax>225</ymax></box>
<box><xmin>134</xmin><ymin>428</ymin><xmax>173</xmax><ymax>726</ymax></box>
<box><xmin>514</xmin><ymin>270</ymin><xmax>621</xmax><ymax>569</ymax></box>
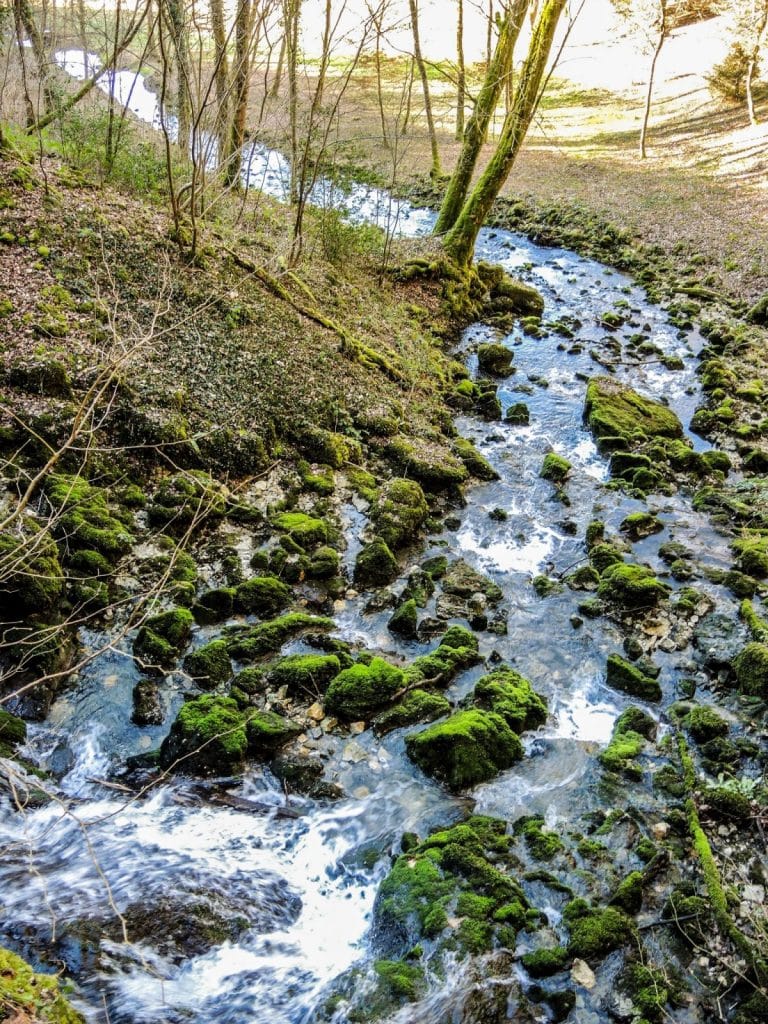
<box><xmin>0</xmin><ymin>53</ymin><xmax>745</xmax><ymax>1023</ymax></box>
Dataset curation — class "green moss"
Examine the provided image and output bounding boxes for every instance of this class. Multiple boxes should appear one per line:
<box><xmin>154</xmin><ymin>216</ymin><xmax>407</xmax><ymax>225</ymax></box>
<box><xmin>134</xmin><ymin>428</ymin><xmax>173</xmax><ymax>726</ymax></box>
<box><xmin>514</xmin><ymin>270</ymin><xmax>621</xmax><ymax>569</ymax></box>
<box><xmin>477</xmin><ymin>342</ymin><xmax>514</xmax><ymax>376</ymax></box>
<box><xmin>192</xmin><ymin>587</ymin><xmax>236</xmax><ymax>624</ymax></box>
<box><xmin>703</xmin><ymin>786</ymin><xmax>753</xmax><ymax>821</ymax></box>
<box><xmin>46</xmin><ymin>473</ymin><xmax>133</xmax><ymax>562</ymax></box>
<box><xmin>148</xmin><ymin>471</ymin><xmax>227</xmax><ymax>532</ymax></box>
<box><xmin>325</xmin><ymin>657</ymin><xmax>404</xmax><ymax>719</ymax></box>
<box><xmin>247</xmin><ymin>711</ymin><xmax>301</xmax><ymax>758</ymax></box>
<box><xmin>597</xmin><ymin>563</ymin><xmax>669</xmax><ymax>610</ymax></box>
<box><xmin>585</xmin><ymin>376</ymin><xmax>683</xmax><ymax>448</ymax></box>
<box><xmin>733</xmin><ymin>642</ymin><xmax>768</xmax><ymax>698</ymax></box>
<box><xmin>540</xmin><ymin>452</ymin><xmax>571</xmax><ymax>483</ymax></box>
<box><xmin>234</xmin><ymin>575</ymin><xmax>291</xmax><ymax>616</ymax></box>
<box><xmin>183</xmin><ymin>640</ymin><xmax>232</xmax><ymax>688</ymax></box>
<box><xmin>387</xmin><ymin>436</ymin><xmax>469</xmax><ymax>488</ymax></box>
<box><xmin>615</xmin><ymin>705</ymin><xmax>657</xmax><ymax>739</ymax></box>
<box><xmin>605</xmin><ymin>654</ymin><xmax>662</xmax><ymax>701</ymax></box>
<box><xmin>272</xmin><ymin>512</ymin><xmax>328</xmax><ymax>548</ymax></box>
<box><xmin>521</xmin><ymin>946</ymin><xmax>569</xmax><ymax>978</ymax></box>
<box><xmin>373</xmin><ymin>689</ymin><xmax>451</xmax><ymax>735</ymax></box>
<box><xmin>388</xmin><ymin>598</ymin><xmax>419</xmax><ymax>639</ymax></box>
<box><xmin>472</xmin><ymin>668</ymin><xmax>547</xmax><ymax>732</ymax></box>
<box><xmin>732</xmin><ymin>534</ymin><xmax>768</xmax><ymax>578</ymax></box>
<box><xmin>0</xmin><ymin>946</ymin><xmax>84</xmax><ymax>1023</ymax></box>
<box><xmin>307</xmin><ymin>545</ymin><xmax>340</xmax><ymax>579</ymax></box>
<box><xmin>505</xmin><ymin>402</ymin><xmax>530</xmax><ymax>425</ymax></box>
<box><xmin>225</xmin><ymin>613</ymin><xmax>334</xmax><ymax>660</ymax></box>
<box><xmin>685</xmin><ymin>705</ymin><xmax>729</xmax><ymax>743</ymax></box>
<box><xmin>565</xmin><ymin>565</ymin><xmax>600</xmax><ymax>590</ymax></box>
<box><xmin>354</xmin><ymin>537</ymin><xmax>399</xmax><ymax>587</ymax></box>
<box><xmin>610</xmin><ymin>871</ymin><xmax>644</xmax><ymax>914</ymax></box>
<box><xmin>371</xmin><ymin>478</ymin><xmax>429</xmax><ymax>550</ymax></box>
<box><xmin>622</xmin><ymin>963</ymin><xmax>669</xmax><ymax>1023</ymax></box>
<box><xmin>373</xmin><ymin>960</ymin><xmax>425</xmax><ymax>1002</ymax></box>
<box><xmin>453</xmin><ymin>437</ymin><xmax>499</xmax><ymax>481</ymax></box>
<box><xmin>134</xmin><ymin>607</ymin><xmax>194</xmax><ymax>670</ymax></box>
<box><xmin>620</xmin><ymin>511</ymin><xmax>663</xmax><ymax>539</ymax></box>
<box><xmin>300</xmin><ymin>428</ymin><xmax>360</xmax><ymax>468</ymax></box>
<box><xmin>405</xmin><ymin>710</ymin><xmax>523</xmax><ymax>791</ymax></box>
<box><xmin>269</xmin><ymin>653</ymin><xmax>341</xmax><ymax>696</ymax></box>
<box><xmin>740</xmin><ymin>599</ymin><xmax>768</xmax><ymax>642</ymax></box>
<box><xmin>600</xmin><ymin>728</ymin><xmax>646</xmax><ymax>778</ymax></box>
<box><xmin>566</xmin><ymin>904</ymin><xmax>634</xmax><ymax>961</ymax></box>
<box><xmin>160</xmin><ymin>694</ymin><xmax>249</xmax><ymax>772</ymax></box>
<box><xmin>517</xmin><ymin>817</ymin><xmax>565</xmax><ymax>861</ymax></box>
<box><xmin>406</xmin><ymin>626</ymin><xmax>481</xmax><ymax>687</ymax></box>
<box><xmin>589</xmin><ymin>541</ymin><xmax>625</xmax><ymax>574</ymax></box>
<box><xmin>0</xmin><ymin>520</ymin><xmax>64</xmax><ymax>616</ymax></box>
<box><xmin>0</xmin><ymin>708</ymin><xmax>27</xmax><ymax>758</ymax></box>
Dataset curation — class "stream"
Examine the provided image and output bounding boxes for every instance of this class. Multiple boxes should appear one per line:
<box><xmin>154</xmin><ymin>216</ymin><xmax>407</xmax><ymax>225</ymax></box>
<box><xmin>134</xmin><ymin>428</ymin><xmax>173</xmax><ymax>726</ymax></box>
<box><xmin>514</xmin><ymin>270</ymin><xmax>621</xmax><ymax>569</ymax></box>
<box><xmin>0</xmin><ymin>52</ymin><xmax>748</xmax><ymax>1023</ymax></box>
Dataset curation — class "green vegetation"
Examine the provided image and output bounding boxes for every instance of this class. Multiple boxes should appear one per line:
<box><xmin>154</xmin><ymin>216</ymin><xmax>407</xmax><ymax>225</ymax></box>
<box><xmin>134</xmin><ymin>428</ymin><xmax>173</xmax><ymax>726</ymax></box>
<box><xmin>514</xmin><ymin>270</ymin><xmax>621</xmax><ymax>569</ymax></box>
<box><xmin>183</xmin><ymin>640</ymin><xmax>233</xmax><ymax>688</ymax></box>
<box><xmin>405</xmin><ymin>710</ymin><xmax>523</xmax><ymax>791</ymax></box>
<box><xmin>269</xmin><ymin>653</ymin><xmax>341</xmax><ymax>696</ymax></box>
<box><xmin>0</xmin><ymin>946</ymin><xmax>84</xmax><ymax>1023</ymax></box>
<box><xmin>325</xmin><ymin>657</ymin><xmax>404</xmax><ymax>719</ymax></box>
<box><xmin>234</xmin><ymin>575</ymin><xmax>291</xmax><ymax>616</ymax></box>
<box><xmin>605</xmin><ymin>653</ymin><xmax>662</xmax><ymax>701</ymax></box>
<box><xmin>134</xmin><ymin>607</ymin><xmax>194</xmax><ymax>670</ymax></box>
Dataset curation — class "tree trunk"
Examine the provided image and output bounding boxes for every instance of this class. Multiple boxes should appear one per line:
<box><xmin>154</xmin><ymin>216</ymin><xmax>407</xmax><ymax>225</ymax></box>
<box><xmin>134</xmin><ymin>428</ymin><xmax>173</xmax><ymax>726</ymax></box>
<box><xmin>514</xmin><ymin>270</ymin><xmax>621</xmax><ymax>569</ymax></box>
<box><xmin>210</xmin><ymin>0</ymin><xmax>230</xmax><ymax>138</ymax></box>
<box><xmin>444</xmin><ymin>0</ymin><xmax>566</xmax><ymax>268</ymax></box>
<box><xmin>224</xmin><ymin>0</ymin><xmax>253</xmax><ymax>185</ymax></box>
<box><xmin>164</xmin><ymin>0</ymin><xmax>191</xmax><ymax>153</ymax></box>
<box><xmin>14</xmin><ymin>0</ymin><xmax>55</xmax><ymax>115</ymax></box>
<box><xmin>401</xmin><ymin>56</ymin><xmax>414</xmax><ymax>135</ymax></box>
<box><xmin>639</xmin><ymin>1</ymin><xmax>667</xmax><ymax>159</ymax></box>
<box><xmin>270</xmin><ymin>30</ymin><xmax>286</xmax><ymax>96</ymax></box>
<box><xmin>285</xmin><ymin>0</ymin><xmax>300</xmax><ymax>201</ymax></box>
<box><xmin>746</xmin><ymin>4</ymin><xmax>768</xmax><ymax>127</ymax></box>
<box><xmin>435</xmin><ymin>0</ymin><xmax>529</xmax><ymax>235</ymax></box>
<box><xmin>408</xmin><ymin>0</ymin><xmax>441</xmax><ymax>179</ymax></box>
<box><xmin>455</xmin><ymin>0</ymin><xmax>465</xmax><ymax>139</ymax></box>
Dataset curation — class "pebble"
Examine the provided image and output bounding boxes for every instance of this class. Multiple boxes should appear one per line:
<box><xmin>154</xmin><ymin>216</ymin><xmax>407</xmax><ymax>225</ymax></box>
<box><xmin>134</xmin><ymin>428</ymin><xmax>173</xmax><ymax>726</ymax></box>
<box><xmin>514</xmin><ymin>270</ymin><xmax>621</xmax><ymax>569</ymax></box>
<box><xmin>350</xmin><ymin>721</ymin><xmax>366</xmax><ymax>734</ymax></box>
<box><xmin>307</xmin><ymin>702</ymin><xmax>325</xmax><ymax>722</ymax></box>
<box><xmin>570</xmin><ymin>958</ymin><xmax>596</xmax><ymax>989</ymax></box>
<box><xmin>342</xmin><ymin>740</ymin><xmax>367</xmax><ymax>763</ymax></box>
<box><xmin>352</xmin><ymin>786</ymin><xmax>370</xmax><ymax>799</ymax></box>
<box><xmin>322</xmin><ymin>716</ymin><xmax>338</xmax><ymax>732</ymax></box>
<box><xmin>651</xmin><ymin>822</ymin><xmax>670</xmax><ymax>839</ymax></box>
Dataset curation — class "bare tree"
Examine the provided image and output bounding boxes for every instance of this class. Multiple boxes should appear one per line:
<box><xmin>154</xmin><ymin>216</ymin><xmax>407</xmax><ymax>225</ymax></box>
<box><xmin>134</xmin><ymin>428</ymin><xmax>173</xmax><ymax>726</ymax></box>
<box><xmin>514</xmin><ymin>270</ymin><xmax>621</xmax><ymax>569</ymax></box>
<box><xmin>456</xmin><ymin>0</ymin><xmax>466</xmax><ymax>139</ymax></box>
<box><xmin>408</xmin><ymin>0</ymin><xmax>441</xmax><ymax>178</ymax></box>
<box><xmin>612</xmin><ymin>0</ymin><xmax>670</xmax><ymax>158</ymax></box>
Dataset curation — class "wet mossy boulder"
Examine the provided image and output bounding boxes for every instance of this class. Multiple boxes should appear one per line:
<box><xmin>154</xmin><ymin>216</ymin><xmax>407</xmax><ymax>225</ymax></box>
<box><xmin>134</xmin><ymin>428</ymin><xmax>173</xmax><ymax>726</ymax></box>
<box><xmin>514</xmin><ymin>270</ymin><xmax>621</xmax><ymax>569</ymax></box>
<box><xmin>0</xmin><ymin>945</ymin><xmax>84</xmax><ymax>1024</ymax></box>
<box><xmin>0</xmin><ymin>521</ymin><xmax>64</xmax><ymax>617</ymax></box>
<box><xmin>441</xmin><ymin>558</ymin><xmax>503</xmax><ymax>603</ymax></box>
<box><xmin>354</xmin><ymin>537</ymin><xmax>399</xmax><ymax>587</ymax></box>
<box><xmin>134</xmin><ymin>607</ymin><xmax>194</xmax><ymax>671</ymax></box>
<box><xmin>225</xmin><ymin>612</ymin><xmax>333</xmax><ymax>660</ymax></box>
<box><xmin>584</xmin><ymin>377</ymin><xmax>683</xmax><ymax>449</ymax></box>
<box><xmin>405</xmin><ymin>709</ymin><xmax>523</xmax><ymax>791</ymax></box>
<box><xmin>589</xmin><ymin>541</ymin><xmax>625</xmax><ymax>574</ymax></box>
<box><xmin>732</xmin><ymin>535</ymin><xmax>768</xmax><ymax>578</ymax></box>
<box><xmin>605</xmin><ymin>653</ymin><xmax>662</xmax><ymax>701</ymax></box>
<box><xmin>472</xmin><ymin>668</ymin><xmax>547</xmax><ymax>733</ymax></box>
<box><xmin>246</xmin><ymin>710</ymin><xmax>301</xmax><ymax>759</ymax></box>
<box><xmin>564</xmin><ymin>900</ymin><xmax>634</xmax><ymax>962</ymax></box>
<box><xmin>733</xmin><ymin>642</ymin><xmax>768</xmax><ymax>698</ymax></box>
<box><xmin>490</xmin><ymin>275</ymin><xmax>545</xmax><ymax>317</ymax></box>
<box><xmin>505</xmin><ymin>402</ymin><xmax>530</xmax><ymax>426</ymax></box>
<box><xmin>373</xmin><ymin>689</ymin><xmax>452</xmax><ymax>736</ymax></box>
<box><xmin>307</xmin><ymin>545</ymin><xmax>340</xmax><ymax>580</ymax></box>
<box><xmin>387</xmin><ymin>436</ymin><xmax>469</xmax><ymax>489</ymax></box>
<box><xmin>597</xmin><ymin>562</ymin><xmax>669</xmax><ymax>609</ymax></box>
<box><xmin>453</xmin><ymin>437</ymin><xmax>499</xmax><ymax>481</ymax></box>
<box><xmin>268</xmin><ymin>653</ymin><xmax>341</xmax><ymax>696</ymax></box>
<box><xmin>131</xmin><ymin>679</ymin><xmax>164</xmax><ymax>726</ymax></box>
<box><xmin>406</xmin><ymin>625</ymin><xmax>482</xmax><ymax>686</ymax></box>
<box><xmin>300</xmin><ymin>427</ymin><xmax>360</xmax><ymax>468</ymax></box>
<box><xmin>183</xmin><ymin>639</ymin><xmax>232</xmax><ymax>688</ymax></box>
<box><xmin>371</xmin><ymin>478</ymin><xmax>429</xmax><ymax>550</ymax></box>
<box><xmin>477</xmin><ymin>343</ymin><xmax>514</xmax><ymax>377</ymax></box>
<box><xmin>388</xmin><ymin>598</ymin><xmax>418</xmax><ymax>639</ymax></box>
<box><xmin>0</xmin><ymin>708</ymin><xmax>27</xmax><ymax>758</ymax></box>
<box><xmin>147</xmin><ymin>471</ymin><xmax>227</xmax><ymax>533</ymax></box>
<box><xmin>325</xmin><ymin>657</ymin><xmax>404</xmax><ymax>720</ymax></box>
<box><xmin>685</xmin><ymin>704</ymin><xmax>729</xmax><ymax>742</ymax></box>
<box><xmin>540</xmin><ymin>452</ymin><xmax>571</xmax><ymax>484</ymax></box>
<box><xmin>160</xmin><ymin>694</ymin><xmax>249</xmax><ymax>773</ymax></box>
<box><xmin>192</xmin><ymin>586</ymin><xmax>236</xmax><ymax>625</ymax></box>
<box><xmin>234</xmin><ymin>575</ymin><xmax>291</xmax><ymax>616</ymax></box>
<box><xmin>516</xmin><ymin>816</ymin><xmax>565</xmax><ymax>860</ymax></box>
<box><xmin>521</xmin><ymin>946</ymin><xmax>569</xmax><ymax>978</ymax></box>
<box><xmin>599</xmin><ymin>707</ymin><xmax>654</xmax><ymax>778</ymax></box>
<box><xmin>374</xmin><ymin>815</ymin><xmax>530</xmax><ymax>957</ymax></box>
<box><xmin>45</xmin><ymin>474</ymin><xmax>134</xmax><ymax>562</ymax></box>
<box><xmin>620</xmin><ymin>511</ymin><xmax>663</xmax><ymax>540</ymax></box>
<box><xmin>272</xmin><ymin>512</ymin><xmax>327</xmax><ymax>548</ymax></box>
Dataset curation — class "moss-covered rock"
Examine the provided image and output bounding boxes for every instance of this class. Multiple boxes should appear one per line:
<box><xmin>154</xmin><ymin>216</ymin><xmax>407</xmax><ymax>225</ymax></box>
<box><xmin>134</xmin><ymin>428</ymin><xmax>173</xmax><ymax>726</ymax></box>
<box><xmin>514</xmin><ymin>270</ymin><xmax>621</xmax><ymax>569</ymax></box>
<box><xmin>472</xmin><ymin>668</ymin><xmax>547</xmax><ymax>733</ymax></box>
<box><xmin>405</xmin><ymin>710</ymin><xmax>523</xmax><ymax>791</ymax></box>
<box><xmin>0</xmin><ymin>520</ymin><xmax>64</xmax><ymax>617</ymax></box>
<box><xmin>405</xmin><ymin>625</ymin><xmax>482</xmax><ymax>687</ymax></box>
<box><xmin>600</xmin><ymin>727</ymin><xmax>646</xmax><ymax>778</ymax></box>
<box><xmin>354</xmin><ymin>537</ymin><xmax>399</xmax><ymax>587</ymax></box>
<box><xmin>597</xmin><ymin>562</ymin><xmax>669</xmax><ymax>609</ymax></box>
<box><xmin>192</xmin><ymin>587</ymin><xmax>236</xmax><ymax>624</ymax></box>
<box><xmin>0</xmin><ymin>946</ymin><xmax>84</xmax><ymax>1023</ymax></box>
<box><xmin>516</xmin><ymin>817</ymin><xmax>565</xmax><ymax>860</ymax></box>
<box><xmin>732</xmin><ymin>535</ymin><xmax>768</xmax><ymax>578</ymax></box>
<box><xmin>441</xmin><ymin>558</ymin><xmax>503</xmax><ymax>603</ymax></box>
<box><xmin>45</xmin><ymin>474</ymin><xmax>134</xmax><ymax>562</ymax></box>
<box><xmin>371</xmin><ymin>478</ymin><xmax>429</xmax><ymax>550</ymax></box>
<box><xmin>160</xmin><ymin>694</ymin><xmax>249</xmax><ymax>773</ymax></box>
<box><xmin>609</xmin><ymin>871</ymin><xmax>644</xmax><ymax>914</ymax></box>
<box><xmin>234</xmin><ymin>575</ymin><xmax>291</xmax><ymax>616</ymax></box>
<box><xmin>387</xmin><ymin>436</ymin><xmax>469</xmax><ymax>489</ymax></box>
<box><xmin>520</xmin><ymin>946</ymin><xmax>569</xmax><ymax>978</ymax></box>
<box><xmin>388</xmin><ymin>598</ymin><xmax>419</xmax><ymax>639</ymax></box>
<box><xmin>490</xmin><ymin>275</ymin><xmax>545</xmax><ymax>317</ymax></box>
<box><xmin>225</xmin><ymin>612</ymin><xmax>334</xmax><ymax>660</ymax></box>
<box><xmin>733</xmin><ymin>642</ymin><xmax>768</xmax><ymax>698</ymax></box>
<box><xmin>477</xmin><ymin>343</ymin><xmax>514</xmax><ymax>377</ymax></box>
<box><xmin>585</xmin><ymin>376</ymin><xmax>683</xmax><ymax>448</ymax></box>
<box><xmin>453</xmin><ymin>437</ymin><xmax>500</xmax><ymax>481</ymax></box>
<box><xmin>373</xmin><ymin>689</ymin><xmax>452</xmax><ymax>735</ymax></box>
<box><xmin>0</xmin><ymin>707</ymin><xmax>27</xmax><ymax>758</ymax></box>
<box><xmin>183</xmin><ymin>640</ymin><xmax>232</xmax><ymax>688</ymax></box>
<box><xmin>685</xmin><ymin>705</ymin><xmax>729</xmax><ymax>742</ymax></box>
<box><xmin>505</xmin><ymin>402</ymin><xmax>530</xmax><ymax>426</ymax></box>
<box><xmin>272</xmin><ymin>512</ymin><xmax>327</xmax><ymax>548</ymax></box>
<box><xmin>325</xmin><ymin>657</ymin><xmax>404</xmax><ymax>719</ymax></box>
<box><xmin>540</xmin><ymin>452</ymin><xmax>571</xmax><ymax>483</ymax></box>
<box><xmin>620</xmin><ymin>511</ymin><xmax>663</xmax><ymax>540</ymax></box>
<box><xmin>307</xmin><ymin>545</ymin><xmax>340</xmax><ymax>580</ymax></box>
<box><xmin>565</xmin><ymin>902</ymin><xmax>634</xmax><ymax>962</ymax></box>
<box><xmin>134</xmin><ymin>607</ymin><xmax>194</xmax><ymax>671</ymax></box>
<box><xmin>268</xmin><ymin>653</ymin><xmax>341</xmax><ymax>696</ymax></box>
<box><xmin>246</xmin><ymin>711</ymin><xmax>301</xmax><ymax>758</ymax></box>
<box><xmin>300</xmin><ymin>427</ymin><xmax>360</xmax><ymax>468</ymax></box>
<box><xmin>148</xmin><ymin>471</ymin><xmax>227</xmax><ymax>533</ymax></box>
<box><xmin>605</xmin><ymin>653</ymin><xmax>662</xmax><ymax>701</ymax></box>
